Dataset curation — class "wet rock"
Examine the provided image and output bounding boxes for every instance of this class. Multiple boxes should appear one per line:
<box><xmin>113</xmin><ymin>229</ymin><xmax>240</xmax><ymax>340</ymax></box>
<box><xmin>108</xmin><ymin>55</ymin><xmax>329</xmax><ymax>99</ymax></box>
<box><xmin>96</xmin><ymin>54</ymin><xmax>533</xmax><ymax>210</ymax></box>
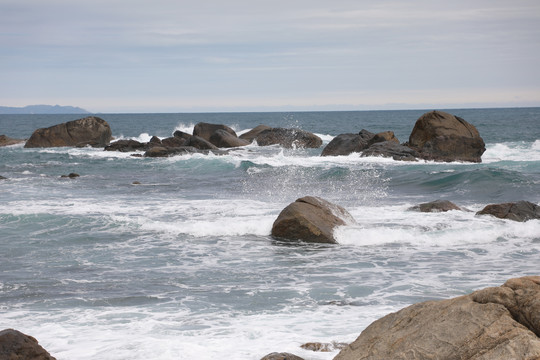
<box><xmin>144</xmin><ymin>146</ymin><xmax>204</xmax><ymax>158</ymax></box>
<box><xmin>239</xmin><ymin>124</ymin><xmax>272</xmax><ymax>142</ymax></box>
<box><xmin>0</xmin><ymin>328</ymin><xmax>56</xmax><ymax>360</ymax></box>
<box><xmin>361</xmin><ymin>141</ymin><xmax>419</xmax><ymax>161</ymax></box>
<box><xmin>0</xmin><ymin>134</ymin><xmax>25</xmax><ymax>147</ymax></box>
<box><xmin>407</xmin><ymin>110</ymin><xmax>486</xmax><ymax>162</ymax></box>
<box><xmin>185</xmin><ymin>135</ymin><xmax>218</xmax><ymax>150</ymax></box>
<box><xmin>255</xmin><ymin>128</ymin><xmax>322</xmax><ymax>148</ymax></box>
<box><xmin>193</xmin><ymin>122</ymin><xmax>237</xmax><ymax>142</ymax></box>
<box><xmin>160</xmin><ymin>136</ymin><xmax>187</xmax><ymax>148</ymax></box>
<box><xmin>0</xmin><ymin>175</ymin><xmax>7</xmax><ymax>180</ymax></box>
<box><xmin>25</xmin><ymin>116</ymin><xmax>112</xmax><ymax>148</ymax></box>
<box><xmin>271</xmin><ymin>196</ymin><xmax>356</xmax><ymax>244</ymax></box>
<box><xmin>260</xmin><ymin>352</ymin><xmax>304</xmax><ymax>360</ymax></box>
<box><xmin>173</xmin><ymin>130</ymin><xmax>192</xmax><ymax>140</ymax></box>
<box><xmin>105</xmin><ymin>139</ymin><xmax>147</xmax><ymax>152</ymax></box>
<box><xmin>476</xmin><ymin>201</ymin><xmax>540</xmax><ymax>222</ymax></box>
<box><xmin>61</xmin><ymin>173</ymin><xmax>80</xmax><ymax>178</ymax></box>
<box><xmin>409</xmin><ymin>200</ymin><xmax>463</xmax><ymax>212</ymax></box>
<box><xmin>320</xmin><ymin>130</ymin><xmax>374</xmax><ymax>156</ymax></box>
<box><xmin>367</xmin><ymin>131</ymin><xmax>399</xmax><ymax>146</ymax></box>
<box><xmin>300</xmin><ymin>341</ymin><xmax>348</xmax><ymax>352</ymax></box>
<box><xmin>209</xmin><ymin>129</ymin><xmax>250</xmax><ymax>148</ymax></box>
<box><xmin>334</xmin><ymin>276</ymin><xmax>540</xmax><ymax>360</ymax></box>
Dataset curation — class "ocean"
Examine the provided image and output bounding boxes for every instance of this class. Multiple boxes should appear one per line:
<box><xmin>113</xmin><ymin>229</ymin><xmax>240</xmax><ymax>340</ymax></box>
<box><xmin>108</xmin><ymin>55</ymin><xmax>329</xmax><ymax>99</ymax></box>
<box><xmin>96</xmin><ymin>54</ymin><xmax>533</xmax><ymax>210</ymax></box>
<box><xmin>1</xmin><ymin>108</ymin><xmax>539</xmax><ymax>359</ymax></box>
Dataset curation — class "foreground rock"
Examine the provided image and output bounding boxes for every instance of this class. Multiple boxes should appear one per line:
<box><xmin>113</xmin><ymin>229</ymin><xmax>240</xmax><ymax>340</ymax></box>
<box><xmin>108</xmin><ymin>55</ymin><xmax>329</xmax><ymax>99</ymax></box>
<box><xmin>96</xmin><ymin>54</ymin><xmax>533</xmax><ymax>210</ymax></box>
<box><xmin>409</xmin><ymin>200</ymin><xmax>463</xmax><ymax>212</ymax></box>
<box><xmin>260</xmin><ymin>352</ymin><xmax>304</xmax><ymax>360</ymax></box>
<box><xmin>0</xmin><ymin>134</ymin><xmax>25</xmax><ymax>147</ymax></box>
<box><xmin>25</xmin><ymin>116</ymin><xmax>112</xmax><ymax>148</ymax></box>
<box><xmin>407</xmin><ymin>110</ymin><xmax>486</xmax><ymax>162</ymax></box>
<box><xmin>271</xmin><ymin>196</ymin><xmax>355</xmax><ymax>244</ymax></box>
<box><xmin>255</xmin><ymin>128</ymin><xmax>322</xmax><ymax>148</ymax></box>
<box><xmin>334</xmin><ymin>276</ymin><xmax>540</xmax><ymax>360</ymax></box>
<box><xmin>0</xmin><ymin>329</ymin><xmax>56</xmax><ymax>360</ymax></box>
<box><xmin>476</xmin><ymin>201</ymin><xmax>540</xmax><ymax>222</ymax></box>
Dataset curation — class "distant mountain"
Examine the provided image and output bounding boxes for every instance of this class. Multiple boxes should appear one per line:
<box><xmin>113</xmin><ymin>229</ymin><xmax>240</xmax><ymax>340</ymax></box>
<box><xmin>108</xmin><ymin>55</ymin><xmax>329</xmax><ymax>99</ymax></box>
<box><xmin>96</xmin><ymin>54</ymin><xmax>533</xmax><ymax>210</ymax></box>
<box><xmin>0</xmin><ymin>105</ymin><xmax>91</xmax><ymax>114</ymax></box>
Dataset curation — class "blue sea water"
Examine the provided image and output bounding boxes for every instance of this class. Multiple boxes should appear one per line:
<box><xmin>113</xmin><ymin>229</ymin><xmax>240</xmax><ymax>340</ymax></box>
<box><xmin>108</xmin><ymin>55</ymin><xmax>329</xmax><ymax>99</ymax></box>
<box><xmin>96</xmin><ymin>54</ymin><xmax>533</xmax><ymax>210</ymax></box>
<box><xmin>0</xmin><ymin>108</ymin><xmax>539</xmax><ymax>359</ymax></box>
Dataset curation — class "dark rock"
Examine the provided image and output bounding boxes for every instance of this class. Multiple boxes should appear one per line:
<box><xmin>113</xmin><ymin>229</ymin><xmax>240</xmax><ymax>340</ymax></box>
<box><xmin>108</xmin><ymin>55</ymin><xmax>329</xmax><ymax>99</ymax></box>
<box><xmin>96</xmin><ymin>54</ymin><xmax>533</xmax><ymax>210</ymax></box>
<box><xmin>0</xmin><ymin>175</ymin><xmax>7</xmax><ymax>180</ymax></box>
<box><xmin>255</xmin><ymin>128</ymin><xmax>322</xmax><ymax>148</ymax></box>
<box><xmin>0</xmin><ymin>328</ymin><xmax>56</xmax><ymax>360</ymax></box>
<box><xmin>173</xmin><ymin>130</ymin><xmax>192</xmax><ymax>140</ymax></box>
<box><xmin>0</xmin><ymin>134</ymin><xmax>25</xmax><ymax>147</ymax></box>
<box><xmin>104</xmin><ymin>139</ymin><xmax>147</xmax><ymax>152</ymax></box>
<box><xmin>367</xmin><ymin>131</ymin><xmax>399</xmax><ymax>146</ymax></box>
<box><xmin>260</xmin><ymin>352</ymin><xmax>304</xmax><ymax>360</ymax></box>
<box><xmin>61</xmin><ymin>173</ymin><xmax>80</xmax><ymax>178</ymax></box>
<box><xmin>407</xmin><ymin>110</ymin><xmax>486</xmax><ymax>162</ymax></box>
<box><xmin>271</xmin><ymin>196</ymin><xmax>356</xmax><ymax>244</ymax></box>
<box><xmin>320</xmin><ymin>130</ymin><xmax>374</xmax><ymax>156</ymax></box>
<box><xmin>209</xmin><ymin>129</ymin><xmax>250</xmax><ymax>148</ymax></box>
<box><xmin>362</xmin><ymin>141</ymin><xmax>419</xmax><ymax>161</ymax></box>
<box><xmin>476</xmin><ymin>201</ymin><xmax>540</xmax><ymax>222</ymax></box>
<box><xmin>132</xmin><ymin>181</ymin><xmax>141</xmax><ymax>185</ymax></box>
<box><xmin>409</xmin><ymin>200</ymin><xmax>463</xmax><ymax>212</ymax></box>
<box><xmin>161</xmin><ymin>136</ymin><xmax>187</xmax><ymax>148</ymax></box>
<box><xmin>185</xmin><ymin>136</ymin><xmax>218</xmax><ymax>150</ymax></box>
<box><xmin>144</xmin><ymin>146</ymin><xmax>206</xmax><ymax>158</ymax></box>
<box><xmin>239</xmin><ymin>125</ymin><xmax>272</xmax><ymax>142</ymax></box>
<box><xmin>25</xmin><ymin>116</ymin><xmax>112</xmax><ymax>148</ymax></box>
<box><xmin>334</xmin><ymin>276</ymin><xmax>540</xmax><ymax>360</ymax></box>
<box><xmin>149</xmin><ymin>136</ymin><xmax>162</xmax><ymax>145</ymax></box>
<box><xmin>193</xmin><ymin>122</ymin><xmax>237</xmax><ymax>142</ymax></box>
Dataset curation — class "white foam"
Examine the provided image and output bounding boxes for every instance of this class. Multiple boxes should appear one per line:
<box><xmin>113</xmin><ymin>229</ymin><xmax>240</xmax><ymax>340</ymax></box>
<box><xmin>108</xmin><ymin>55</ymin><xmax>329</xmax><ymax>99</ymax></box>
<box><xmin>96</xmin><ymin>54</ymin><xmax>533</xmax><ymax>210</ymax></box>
<box><xmin>483</xmin><ymin>141</ymin><xmax>540</xmax><ymax>163</ymax></box>
<box><xmin>173</xmin><ymin>122</ymin><xmax>196</xmax><ymax>135</ymax></box>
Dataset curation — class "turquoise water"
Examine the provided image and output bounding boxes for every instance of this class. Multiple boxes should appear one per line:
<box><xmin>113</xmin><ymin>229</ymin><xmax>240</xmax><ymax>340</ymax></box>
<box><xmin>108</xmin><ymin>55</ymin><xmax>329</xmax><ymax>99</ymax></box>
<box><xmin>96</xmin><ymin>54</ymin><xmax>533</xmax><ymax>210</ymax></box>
<box><xmin>0</xmin><ymin>108</ymin><xmax>539</xmax><ymax>359</ymax></box>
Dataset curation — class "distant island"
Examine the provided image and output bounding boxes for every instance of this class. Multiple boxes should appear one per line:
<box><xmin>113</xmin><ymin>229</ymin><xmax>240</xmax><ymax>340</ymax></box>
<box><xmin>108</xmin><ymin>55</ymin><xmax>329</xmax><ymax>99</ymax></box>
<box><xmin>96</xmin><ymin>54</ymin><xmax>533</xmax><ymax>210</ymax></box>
<box><xmin>0</xmin><ymin>105</ymin><xmax>90</xmax><ymax>114</ymax></box>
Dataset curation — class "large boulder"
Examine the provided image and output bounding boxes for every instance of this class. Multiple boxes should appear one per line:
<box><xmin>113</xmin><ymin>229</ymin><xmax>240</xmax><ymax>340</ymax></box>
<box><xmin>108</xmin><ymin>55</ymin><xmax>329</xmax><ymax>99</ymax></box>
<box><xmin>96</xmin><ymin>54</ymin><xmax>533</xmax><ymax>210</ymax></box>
<box><xmin>334</xmin><ymin>276</ymin><xmax>540</xmax><ymax>360</ymax></box>
<box><xmin>193</xmin><ymin>122</ymin><xmax>237</xmax><ymax>142</ymax></box>
<box><xmin>320</xmin><ymin>130</ymin><xmax>374</xmax><ymax>156</ymax></box>
<box><xmin>0</xmin><ymin>134</ymin><xmax>25</xmax><ymax>147</ymax></box>
<box><xmin>24</xmin><ymin>116</ymin><xmax>112</xmax><ymax>148</ymax></box>
<box><xmin>209</xmin><ymin>129</ymin><xmax>250</xmax><ymax>148</ymax></box>
<box><xmin>239</xmin><ymin>125</ymin><xmax>272</xmax><ymax>142</ymax></box>
<box><xmin>476</xmin><ymin>201</ymin><xmax>540</xmax><ymax>222</ymax></box>
<box><xmin>271</xmin><ymin>196</ymin><xmax>356</xmax><ymax>244</ymax></box>
<box><xmin>255</xmin><ymin>128</ymin><xmax>322</xmax><ymax>149</ymax></box>
<box><xmin>361</xmin><ymin>141</ymin><xmax>419</xmax><ymax>161</ymax></box>
<box><xmin>0</xmin><ymin>329</ymin><xmax>56</xmax><ymax>360</ymax></box>
<box><xmin>407</xmin><ymin>110</ymin><xmax>486</xmax><ymax>162</ymax></box>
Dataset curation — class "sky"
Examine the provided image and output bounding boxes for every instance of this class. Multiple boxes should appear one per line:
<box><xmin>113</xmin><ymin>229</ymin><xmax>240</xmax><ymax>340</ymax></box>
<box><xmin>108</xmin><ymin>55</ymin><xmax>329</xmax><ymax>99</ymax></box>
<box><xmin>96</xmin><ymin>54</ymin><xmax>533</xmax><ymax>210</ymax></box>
<box><xmin>1</xmin><ymin>0</ymin><xmax>540</xmax><ymax>113</ymax></box>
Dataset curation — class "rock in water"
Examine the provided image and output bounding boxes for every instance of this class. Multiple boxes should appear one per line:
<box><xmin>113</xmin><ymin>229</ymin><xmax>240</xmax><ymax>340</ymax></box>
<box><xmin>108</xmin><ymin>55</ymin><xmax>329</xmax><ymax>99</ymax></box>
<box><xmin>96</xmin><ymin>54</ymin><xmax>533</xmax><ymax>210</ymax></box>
<box><xmin>476</xmin><ymin>201</ymin><xmax>540</xmax><ymax>222</ymax></box>
<box><xmin>239</xmin><ymin>124</ymin><xmax>272</xmax><ymax>142</ymax></box>
<box><xmin>260</xmin><ymin>352</ymin><xmax>304</xmax><ymax>360</ymax></box>
<box><xmin>320</xmin><ymin>130</ymin><xmax>374</xmax><ymax>156</ymax></box>
<box><xmin>409</xmin><ymin>200</ymin><xmax>463</xmax><ymax>212</ymax></box>
<box><xmin>209</xmin><ymin>129</ymin><xmax>250</xmax><ymax>148</ymax></box>
<box><xmin>334</xmin><ymin>276</ymin><xmax>540</xmax><ymax>360</ymax></box>
<box><xmin>361</xmin><ymin>141</ymin><xmax>419</xmax><ymax>161</ymax></box>
<box><xmin>192</xmin><ymin>122</ymin><xmax>237</xmax><ymax>142</ymax></box>
<box><xmin>271</xmin><ymin>196</ymin><xmax>356</xmax><ymax>244</ymax></box>
<box><xmin>24</xmin><ymin>116</ymin><xmax>112</xmax><ymax>148</ymax></box>
<box><xmin>255</xmin><ymin>128</ymin><xmax>322</xmax><ymax>148</ymax></box>
<box><xmin>0</xmin><ymin>329</ymin><xmax>56</xmax><ymax>360</ymax></box>
<box><xmin>407</xmin><ymin>110</ymin><xmax>486</xmax><ymax>162</ymax></box>
<box><xmin>0</xmin><ymin>134</ymin><xmax>25</xmax><ymax>147</ymax></box>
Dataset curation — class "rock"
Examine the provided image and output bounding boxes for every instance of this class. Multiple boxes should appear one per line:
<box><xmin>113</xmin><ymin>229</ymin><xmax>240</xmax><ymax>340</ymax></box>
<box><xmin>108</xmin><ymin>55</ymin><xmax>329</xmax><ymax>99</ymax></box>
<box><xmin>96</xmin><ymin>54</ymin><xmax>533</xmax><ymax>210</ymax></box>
<box><xmin>260</xmin><ymin>352</ymin><xmax>304</xmax><ymax>360</ymax></box>
<box><xmin>132</xmin><ymin>181</ymin><xmax>141</xmax><ymax>185</ymax></box>
<box><xmin>61</xmin><ymin>173</ymin><xmax>80</xmax><ymax>178</ymax></box>
<box><xmin>0</xmin><ymin>328</ymin><xmax>56</xmax><ymax>360</ymax></box>
<box><xmin>407</xmin><ymin>110</ymin><xmax>486</xmax><ymax>162</ymax></box>
<box><xmin>0</xmin><ymin>134</ymin><xmax>25</xmax><ymax>147</ymax></box>
<box><xmin>476</xmin><ymin>201</ymin><xmax>540</xmax><ymax>222</ymax></box>
<box><xmin>149</xmin><ymin>136</ymin><xmax>162</xmax><ymax>145</ymax></box>
<box><xmin>144</xmin><ymin>146</ymin><xmax>204</xmax><ymax>158</ymax></box>
<box><xmin>321</xmin><ymin>130</ymin><xmax>374</xmax><ymax>156</ymax></box>
<box><xmin>367</xmin><ymin>131</ymin><xmax>399</xmax><ymax>146</ymax></box>
<box><xmin>334</xmin><ymin>276</ymin><xmax>540</xmax><ymax>360</ymax></box>
<box><xmin>160</xmin><ymin>136</ymin><xmax>187</xmax><ymax>148</ymax></box>
<box><xmin>271</xmin><ymin>196</ymin><xmax>356</xmax><ymax>244</ymax></box>
<box><xmin>239</xmin><ymin>125</ymin><xmax>272</xmax><ymax>142</ymax></box>
<box><xmin>25</xmin><ymin>116</ymin><xmax>112</xmax><ymax>148</ymax></box>
<box><xmin>255</xmin><ymin>128</ymin><xmax>322</xmax><ymax>148</ymax></box>
<box><xmin>300</xmin><ymin>341</ymin><xmax>348</xmax><ymax>352</ymax></box>
<box><xmin>409</xmin><ymin>200</ymin><xmax>463</xmax><ymax>212</ymax></box>
<box><xmin>209</xmin><ymin>129</ymin><xmax>250</xmax><ymax>148</ymax></box>
<box><xmin>193</xmin><ymin>122</ymin><xmax>237</xmax><ymax>142</ymax></box>
<box><xmin>185</xmin><ymin>135</ymin><xmax>219</xmax><ymax>150</ymax></box>
<box><xmin>0</xmin><ymin>175</ymin><xmax>7</xmax><ymax>180</ymax></box>
<box><xmin>104</xmin><ymin>139</ymin><xmax>147</xmax><ymax>152</ymax></box>
<box><xmin>173</xmin><ymin>130</ymin><xmax>192</xmax><ymax>140</ymax></box>
<box><xmin>362</xmin><ymin>141</ymin><xmax>419</xmax><ymax>161</ymax></box>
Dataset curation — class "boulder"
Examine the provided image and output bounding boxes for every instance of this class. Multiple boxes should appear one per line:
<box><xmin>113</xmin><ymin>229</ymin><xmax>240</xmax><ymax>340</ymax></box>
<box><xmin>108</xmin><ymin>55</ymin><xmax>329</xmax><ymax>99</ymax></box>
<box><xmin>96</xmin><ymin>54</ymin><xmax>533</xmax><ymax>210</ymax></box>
<box><xmin>407</xmin><ymin>110</ymin><xmax>486</xmax><ymax>162</ymax></box>
<box><xmin>409</xmin><ymin>200</ymin><xmax>463</xmax><ymax>212</ymax></box>
<box><xmin>320</xmin><ymin>130</ymin><xmax>374</xmax><ymax>156</ymax></box>
<box><xmin>0</xmin><ymin>134</ymin><xmax>25</xmax><ymax>147</ymax></box>
<box><xmin>61</xmin><ymin>173</ymin><xmax>80</xmax><ymax>179</ymax></box>
<box><xmin>334</xmin><ymin>276</ymin><xmax>540</xmax><ymax>360</ymax></box>
<box><xmin>362</xmin><ymin>141</ymin><xmax>419</xmax><ymax>161</ymax></box>
<box><xmin>271</xmin><ymin>196</ymin><xmax>356</xmax><ymax>244</ymax></box>
<box><xmin>185</xmin><ymin>135</ymin><xmax>218</xmax><ymax>150</ymax></box>
<box><xmin>239</xmin><ymin>125</ymin><xmax>272</xmax><ymax>142</ymax></box>
<box><xmin>173</xmin><ymin>130</ymin><xmax>192</xmax><ymax>140</ymax></box>
<box><xmin>0</xmin><ymin>175</ymin><xmax>7</xmax><ymax>180</ymax></box>
<box><xmin>193</xmin><ymin>122</ymin><xmax>237</xmax><ymax>142</ymax></box>
<box><xmin>209</xmin><ymin>129</ymin><xmax>250</xmax><ymax>148</ymax></box>
<box><xmin>25</xmin><ymin>116</ymin><xmax>112</xmax><ymax>148</ymax></box>
<box><xmin>255</xmin><ymin>128</ymin><xmax>322</xmax><ymax>148</ymax></box>
<box><xmin>260</xmin><ymin>352</ymin><xmax>304</xmax><ymax>360</ymax></box>
<box><xmin>161</xmin><ymin>136</ymin><xmax>187</xmax><ymax>148</ymax></box>
<box><xmin>0</xmin><ymin>328</ymin><xmax>56</xmax><ymax>360</ymax></box>
<box><xmin>476</xmin><ymin>201</ymin><xmax>540</xmax><ymax>222</ymax></box>
<box><xmin>104</xmin><ymin>139</ymin><xmax>147</xmax><ymax>152</ymax></box>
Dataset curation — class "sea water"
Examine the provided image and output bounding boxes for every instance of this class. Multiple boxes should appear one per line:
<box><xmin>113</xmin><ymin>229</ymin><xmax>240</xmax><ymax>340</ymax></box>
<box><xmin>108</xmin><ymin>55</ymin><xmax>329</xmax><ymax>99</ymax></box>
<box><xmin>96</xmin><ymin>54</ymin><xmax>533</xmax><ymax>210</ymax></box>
<box><xmin>0</xmin><ymin>108</ymin><xmax>539</xmax><ymax>359</ymax></box>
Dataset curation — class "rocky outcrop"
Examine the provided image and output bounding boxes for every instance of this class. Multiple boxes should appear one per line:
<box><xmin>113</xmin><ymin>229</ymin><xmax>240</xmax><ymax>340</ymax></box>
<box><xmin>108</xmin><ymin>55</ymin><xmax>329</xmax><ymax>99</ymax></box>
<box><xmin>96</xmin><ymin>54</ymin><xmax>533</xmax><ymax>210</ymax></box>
<box><xmin>193</xmin><ymin>122</ymin><xmax>237</xmax><ymax>142</ymax></box>
<box><xmin>104</xmin><ymin>139</ymin><xmax>148</xmax><ymax>152</ymax></box>
<box><xmin>409</xmin><ymin>200</ymin><xmax>463</xmax><ymax>212</ymax></box>
<box><xmin>185</xmin><ymin>135</ymin><xmax>218</xmax><ymax>150</ymax></box>
<box><xmin>260</xmin><ymin>352</ymin><xmax>304</xmax><ymax>360</ymax></box>
<box><xmin>476</xmin><ymin>201</ymin><xmax>540</xmax><ymax>222</ymax></box>
<box><xmin>320</xmin><ymin>130</ymin><xmax>374</xmax><ymax>156</ymax></box>
<box><xmin>367</xmin><ymin>131</ymin><xmax>399</xmax><ymax>146</ymax></box>
<box><xmin>271</xmin><ymin>196</ymin><xmax>355</xmax><ymax>244</ymax></box>
<box><xmin>334</xmin><ymin>276</ymin><xmax>540</xmax><ymax>360</ymax></box>
<box><xmin>239</xmin><ymin>125</ymin><xmax>272</xmax><ymax>142</ymax></box>
<box><xmin>407</xmin><ymin>110</ymin><xmax>486</xmax><ymax>162</ymax></box>
<box><xmin>255</xmin><ymin>128</ymin><xmax>322</xmax><ymax>149</ymax></box>
<box><xmin>0</xmin><ymin>134</ymin><xmax>25</xmax><ymax>147</ymax></box>
<box><xmin>24</xmin><ymin>116</ymin><xmax>112</xmax><ymax>148</ymax></box>
<box><xmin>209</xmin><ymin>129</ymin><xmax>251</xmax><ymax>148</ymax></box>
<box><xmin>361</xmin><ymin>141</ymin><xmax>419</xmax><ymax>161</ymax></box>
<box><xmin>0</xmin><ymin>329</ymin><xmax>56</xmax><ymax>360</ymax></box>
<box><xmin>144</xmin><ymin>146</ymin><xmax>205</xmax><ymax>158</ymax></box>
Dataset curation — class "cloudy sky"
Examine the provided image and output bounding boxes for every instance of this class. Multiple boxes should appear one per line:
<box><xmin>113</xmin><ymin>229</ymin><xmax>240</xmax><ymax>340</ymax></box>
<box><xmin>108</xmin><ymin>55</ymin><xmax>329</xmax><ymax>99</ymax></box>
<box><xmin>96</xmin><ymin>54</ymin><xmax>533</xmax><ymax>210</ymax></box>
<box><xmin>1</xmin><ymin>0</ymin><xmax>539</xmax><ymax>112</ymax></box>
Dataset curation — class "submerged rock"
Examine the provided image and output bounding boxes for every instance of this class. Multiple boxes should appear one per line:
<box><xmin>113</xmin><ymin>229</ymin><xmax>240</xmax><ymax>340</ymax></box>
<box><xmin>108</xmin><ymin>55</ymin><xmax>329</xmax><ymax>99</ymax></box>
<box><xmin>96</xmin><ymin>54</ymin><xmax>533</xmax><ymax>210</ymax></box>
<box><xmin>61</xmin><ymin>173</ymin><xmax>80</xmax><ymax>178</ymax></box>
<box><xmin>255</xmin><ymin>128</ymin><xmax>322</xmax><ymax>148</ymax></box>
<box><xmin>409</xmin><ymin>200</ymin><xmax>463</xmax><ymax>212</ymax></box>
<box><xmin>25</xmin><ymin>116</ymin><xmax>112</xmax><ymax>148</ymax></box>
<box><xmin>0</xmin><ymin>329</ymin><xmax>56</xmax><ymax>360</ymax></box>
<box><xmin>260</xmin><ymin>352</ymin><xmax>304</xmax><ymax>360</ymax></box>
<box><xmin>271</xmin><ymin>196</ymin><xmax>356</xmax><ymax>244</ymax></box>
<box><xmin>407</xmin><ymin>110</ymin><xmax>486</xmax><ymax>162</ymax></box>
<box><xmin>476</xmin><ymin>201</ymin><xmax>540</xmax><ymax>222</ymax></box>
<box><xmin>334</xmin><ymin>276</ymin><xmax>540</xmax><ymax>360</ymax></box>
<box><xmin>0</xmin><ymin>134</ymin><xmax>25</xmax><ymax>147</ymax></box>
<box><xmin>104</xmin><ymin>139</ymin><xmax>147</xmax><ymax>152</ymax></box>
